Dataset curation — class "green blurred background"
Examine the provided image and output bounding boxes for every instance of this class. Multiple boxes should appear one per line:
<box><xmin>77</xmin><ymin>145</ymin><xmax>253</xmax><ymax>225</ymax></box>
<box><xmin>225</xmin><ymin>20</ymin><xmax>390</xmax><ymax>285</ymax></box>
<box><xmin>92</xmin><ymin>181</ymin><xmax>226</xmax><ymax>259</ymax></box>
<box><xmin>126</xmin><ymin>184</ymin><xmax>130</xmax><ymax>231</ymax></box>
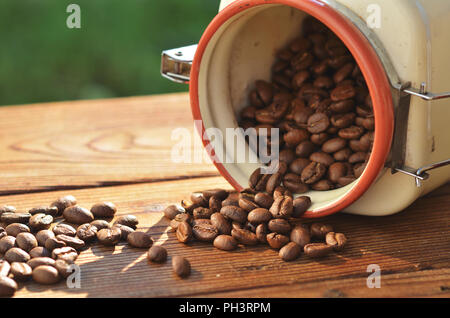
<box><xmin>0</xmin><ymin>0</ymin><xmax>218</xmax><ymax>106</ymax></box>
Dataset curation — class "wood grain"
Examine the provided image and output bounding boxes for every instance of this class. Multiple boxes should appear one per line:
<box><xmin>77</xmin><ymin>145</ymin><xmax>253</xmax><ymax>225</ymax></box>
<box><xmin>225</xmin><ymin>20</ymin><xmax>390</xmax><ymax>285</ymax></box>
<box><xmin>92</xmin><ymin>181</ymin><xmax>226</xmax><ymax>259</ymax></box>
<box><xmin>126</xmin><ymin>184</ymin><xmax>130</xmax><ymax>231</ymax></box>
<box><xmin>0</xmin><ymin>93</ymin><xmax>218</xmax><ymax>194</ymax></box>
<box><xmin>0</xmin><ymin>178</ymin><xmax>446</xmax><ymax>298</ymax></box>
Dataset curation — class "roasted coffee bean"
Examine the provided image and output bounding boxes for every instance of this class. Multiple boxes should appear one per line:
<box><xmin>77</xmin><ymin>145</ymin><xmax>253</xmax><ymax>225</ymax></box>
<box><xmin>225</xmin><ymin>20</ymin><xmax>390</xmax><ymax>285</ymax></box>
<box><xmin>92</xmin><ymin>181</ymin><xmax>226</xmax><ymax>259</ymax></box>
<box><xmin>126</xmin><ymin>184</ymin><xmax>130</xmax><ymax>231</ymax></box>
<box><xmin>322</xmin><ymin>138</ymin><xmax>347</xmax><ymax>153</ymax></box>
<box><xmin>279</xmin><ymin>148</ymin><xmax>296</xmax><ymax>164</ymax></box>
<box><xmin>202</xmin><ymin>189</ymin><xmax>228</xmax><ymax>201</ymax></box>
<box><xmin>269</xmin><ymin>196</ymin><xmax>293</xmax><ymax>219</ymax></box>
<box><xmin>163</xmin><ymin>205</ymin><xmax>185</xmax><ymax>220</ymax></box>
<box><xmin>112</xmin><ymin>223</ymin><xmax>134</xmax><ymax>240</ymax></box>
<box><xmin>313</xmin><ymin>75</ymin><xmax>334</xmax><ymax>89</ymax></box>
<box><xmin>0</xmin><ymin>227</ymin><xmax>6</xmax><ymax>240</ymax></box>
<box><xmin>5</xmin><ymin>247</ymin><xmax>31</xmax><ymax>263</ymax></box>
<box><xmin>266</xmin><ymin>172</ymin><xmax>283</xmax><ymax>194</ymax></box>
<box><xmin>249</xmin><ymin>168</ymin><xmax>271</xmax><ymax>192</ymax></box>
<box><xmin>127</xmin><ymin>231</ymin><xmax>153</xmax><ymax>248</ymax></box>
<box><xmin>247</xmin><ymin>208</ymin><xmax>272</xmax><ymax>225</ymax></box>
<box><xmin>193</xmin><ymin>207</ymin><xmax>213</xmax><ymax>220</ymax></box>
<box><xmin>0</xmin><ymin>276</ymin><xmax>17</xmax><ymax>297</ymax></box>
<box><xmin>62</xmin><ymin>206</ymin><xmax>94</xmax><ymax>225</ymax></box>
<box><xmin>329</xmin><ymin>99</ymin><xmax>354</xmax><ymax>113</ymax></box>
<box><xmin>304</xmin><ymin>243</ymin><xmax>333</xmax><ymax>258</ymax></box>
<box><xmin>213</xmin><ymin>235</ymin><xmax>238</xmax><ymax>251</ymax></box>
<box><xmin>5</xmin><ymin>223</ymin><xmax>30</xmax><ymax>237</ymax></box>
<box><xmin>96</xmin><ymin>227</ymin><xmax>121</xmax><ymax>246</ymax></box>
<box><xmin>1</xmin><ymin>212</ymin><xmax>31</xmax><ymax>225</ymax></box>
<box><xmin>231</xmin><ymin>222</ymin><xmax>243</xmax><ymax>231</ymax></box>
<box><xmin>292</xmin><ymin>196</ymin><xmax>311</xmax><ymax>218</ymax></box>
<box><xmin>289</xmin><ymin>158</ymin><xmax>310</xmax><ymax>175</ymax></box>
<box><xmin>55</xmin><ymin>259</ymin><xmax>72</xmax><ymax>278</ymax></box>
<box><xmin>325</xmin><ymin>232</ymin><xmax>347</xmax><ymax>251</ymax></box>
<box><xmin>176</xmin><ymin>221</ymin><xmax>192</xmax><ymax>244</ymax></box>
<box><xmin>210</xmin><ymin>213</ymin><xmax>231</xmax><ymax>235</ymax></box>
<box><xmin>283</xmin><ymin>129</ymin><xmax>310</xmax><ymax>147</ymax></box>
<box><xmin>307</xmin><ymin>113</ymin><xmax>330</xmax><ymax>134</ymax></box>
<box><xmin>292</xmin><ymin>70</ymin><xmax>310</xmax><ymax>89</ymax></box>
<box><xmin>0</xmin><ymin>236</ymin><xmax>16</xmax><ymax>254</ymax></box>
<box><xmin>16</xmin><ymin>232</ymin><xmax>38</xmax><ymax>252</ymax></box>
<box><xmin>310</xmin><ymin>223</ymin><xmax>334</xmax><ymax>239</ymax></box>
<box><xmin>301</xmin><ymin>162</ymin><xmax>327</xmax><ymax>184</ymax></box>
<box><xmin>209</xmin><ymin>196</ymin><xmax>222</xmax><ymax>213</ymax></box>
<box><xmin>90</xmin><ymin>220</ymin><xmax>111</xmax><ymax>231</ymax></box>
<box><xmin>27</xmin><ymin>257</ymin><xmax>56</xmax><ymax>269</ymax></box>
<box><xmin>29</xmin><ymin>246</ymin><xmax>51</xmax><ymax>258</ymax></box>
<box><xmin>330</xmin><ymin>83</ymin><xmax>356</xmax><ymax>101</ymax></box>
<box><xmin>0</xmin><ymin>260</ymin><xmax>10</xmax><ymax>276</ymax></box>
<box><xmin>190</xmin><ymin>192</ymin><xmax>208</xmax><ymax>207</ymax></box>
<box><xmin>273</xmin><ymin>186</ymin><xmax>292</xmax><ymax>199</ymax></box>
<box><xmin>283</xmin><ymin>173</ymin><xmax>309</xmax><ymax>194</ymax></box>
<box><xmin>310</xmin><ymin>152</ymin><xmax>335</xmax><ymax>166</ymax></box>
<box><xmin>28</xmin><ymin>206</ymin><xmax>59</xmax><ymax>217</ymax></box>
<box><xmin>0</xmin><ymin>205</ymin><xmax>16</xmax><ymax>216</ymax></box>
<box><xmin>255</xmin><ymin>223</ymin><xmax>268</xmax><ymax>243</ymax></box>
<box><xmin>331</xmin><ymin>113</ymin><xmax>355</xmax><ymax>128</ymax></box>
<box><xmin>113</xmin><ymin>215</ymin><xmax>138</xmax><ymax>229</ymax></box>
<box><xmin>312</xmin><ymin>179</ymin><xmax>334</xmax><ymax>191</ymax></box>
<box><xmin>333</xmin><ymin>148</ymin><xmax>352</xmax><ymax>161</ymax></box>
<box><xmin>181</xmin><ymin>200</ymin><xmax>202</xmax><ymax>214</ymax></box>
<box><xmin>169</xmin><ymin>213</ymin><xmax>191</xmax><ymax>231</ymax></box>
<box><xmin>254</xmin><ymin>192</ymin><xmax>274</xmax><ymax>209</ymax></box>
<box><xmin>147</xmin><ymin>246</ymin><xmax>167</xmax><ymax>263</ymax></box>
<box><xmin>29</xmin><ymin>213</ymin><xmax>53</xmax><ymax>231</ymax></box>
<box><xmin>310</xmin><ymin>132</ymin><xmax>329</xmax><ymax>145</ymax></box>
<box><xmin>10</xmin><ymin>262</ymin><xmax>32</xmax><ymax>281</ymax></box>
<box><xmin>53</xmin><ymin>224</ymin><xmax>77</xmax><ymax>237</ymax></box>
<box><xmin>192</xmin><ymin>222</ymin><xmax>218</xmax><ymax>242</ymax></box>
<box><xmin>76</xmin><ymin>223</ymin><xmax>98</xmax><ymax>242</ymax></box>
<box><xmin>52</xmin><ymin>247</ymin><xmax>78</xmax><ymax>263</ymax></box>
<box><xmin>268</xmin><ymin>219</ymin><xmax>291</xmax><ymax>235</ymax></box>
<box><xmin>279</xmin><ymin>242</ymin><xmax>302</xmax><ymax>261</ymax></box>
<box><xmin>32</xmin><ymin>265</ymin><xmax>60</xmax><ymax>284</ymax></box>
<box><xmin>90</xmin><ymin>202</ymin><xmax>117</xmax><ymax>218</ymax></box>
<box><xmin>36</xmin><ymin>230</ymin><xmax>55</xmax><ymax>246</ymax></box>
<box><xmin>328</xmin><ymin>162</ymin><xmax>348</xmax><ymax>183</ymax></box>
<box><xmin>55</xmin><ymin>234</ymin><xmax>85</xmax><ymax>251</ymax></box>
<box><xmin>354</xmin><ymin>163</ymin><xmax>366</xmax><ymax>178</ymax></box>
<box><xmin>220</xmin><ymin>206</ymin><xmax>247</xmax><ymax>224</ymax></box>
<box><xmin>231</xmin><ymin>228</ymin><xmax>259</xmax><ymax>246</ymax></box>
<box><xmin>349</xmin><ymin>151</ymin><xmax>367</xmax><ymax>164</ymax></box>
<box><xmin>290</xmin><ymin>225</ymin><xmax>311</xmax><ymax>247</ymax></box>
<box><xmin>44</xmin><ymin>237</ymin><xmax>66</xmax><ymax>251</ymax></box>
<box><xmin>172</xmin><ymin>256</ymin><xmax>191</xmax><ymax>278</ymax></box>
<box><xmin>266</xmin><ymin>233</ymin><xmax>290</xmax><ymax>250</ymax></box>
<box><xmin>295</xmin><ymin>140</ymin><xmax>315</xmax><ymax>157</ymax></box>
<box><xmin>50</xmin><ymin>195</ymin><xmax>77</xmax><ymax>216</ymax></box>
<box><xmin>338</xmin><ymin>125</ymin><xmax>364</xmax><ymax>140</ymax></box>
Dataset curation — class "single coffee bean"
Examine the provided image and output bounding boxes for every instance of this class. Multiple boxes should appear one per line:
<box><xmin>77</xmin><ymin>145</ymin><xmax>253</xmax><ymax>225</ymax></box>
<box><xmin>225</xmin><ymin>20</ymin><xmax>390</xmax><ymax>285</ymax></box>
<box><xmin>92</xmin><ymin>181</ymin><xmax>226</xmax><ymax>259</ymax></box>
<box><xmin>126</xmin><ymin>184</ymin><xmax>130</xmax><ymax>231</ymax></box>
<box><xmin>269</xmin><ymin>196</ymin><xmax>293</xmax><ymax>219</ymax></box>
<box><xmin>268</xmin><ymin>219</ymin><xmax>291</xmax><ymax>235</ymax></box>
<box><xmin>290</xmin><ymin>225</ymin><xmax>311</xmax><ymax>247</ymax></box>
<box><xmin>295</xmin><ymin>140</ymin><xmax>315</xmax><ymax>158</ymax></box>
<box><xmin>331</xmin><ymin>113</ymin><xmax>355</xmax><ymax>128</ymax></box>
<box><xmin>354</xmin><ymin>163</ymin><xmax>367</xmax><ymax>178</ymax></box>
<box><xmin>90</xmin><ymin>202</ymin><xmax>117</xmax><ymax>218</ymax></box>
<box><xmin>329</xmin><ymin>99</ymin><xmax>354</xmax><ymax>113</ymax></box>
<box><xmin>96</xmin><ymin>227</ymin><xmax>121</xmax><ymax>246</ymax></box>
<box><xmin>90</xmin><ymin>220</ymin><xmax>111</xmax><ymax>231</ymax></box>
<box><xmin>273</xmin><ymin>186</ymin><xmax>292</xmax><ymax>199</ymax></box>
<box><xmin>5</xmin><ymin>247</ymin><xmax>31</xmax><ymax>263</ymax></box>
<box><xmin>28</xmin><ymin>206</ymin><xmax>59</xmax><ymax>217</ymax></box>
<box><xmin>279</xmin><ymin>148</ymin><xmax>296</xmax><ymax>164</ymax></box>
<box><xmin>50</xmin><ymin>195</ymin><xmax>77</xmax><ymax>216</ymax></box>
<box><xmin>282</xmin><ymin>173</ymin><xmax>309</xmax><ymax>194</ymax></box>
<box><xmin>76</xmin><ymin>223</ymin><xmax>98</xmax><ymax>242</ymax></box>
<box><xmin>328</xmin><ymin>162</ymin><xmax>348</xmax><ymax>183</ymax></box>
<box><xmin>29</xmin><ymin>246</ymin><xmax>51</xmax><ymax>258</ymax></box>
<box><xmin>29</xmin><ymin>213</ymin><xmax>53</xmax><ymax>231</ymax></box>
<box><xmin>247</xmin><ymin>208</ymin><xmax>272</xmax><ymax>225</ymax></box>
<box><xmin>310</xmin><ymin>132</ymin><xmax>329</xmax><ymax>145</ymax></box>
<box><xmin>32</xmin><ymin>265</ymin><xmax>60</xmax><ymax>284</ymax></box>
<box><xmin>172</xmin><ymin>256</ymin><xmax>191</xmax><ymax>278</ymax></box>
<box><xmin>53</xmin><ymin>223</ymin><xmax>77</xmax><ymax>237</ymax></box>
<box><xmin>301</xmin><ymin>162</ymin><xmax>327</xmax><ymax>184</ymax></box>
<box><xmin>231</xmin><ymin>228</ymin><xmax>259</xmax><ymax>245</ymax></box>
<box><xmin>220</xmin><ymin>206</ymin><xmax>247</xmax><ymax>224</ymax></box>
<box><xmin>127</xmin><ymin>231</ymin><xmax>153</xmax><ymax>248</ymax></box>
<box><xmin>163</xmin><ymin>205</ymin><xmax>185</xmax><ymax>220</ymax></box>
<box><xmin>312</xmin><ymin>179</ymin><xmax>334</xmax><ymax>191</ymax></box>
<box><xmin>192</xmin><ymin>222</ymin><xmax>219</xmax><ymax>242</ymax></box>
<box><xmin>10</xmin><ymin>262</ymin><xmax>32</xmax><ymax>281</ymax></box>
<box><xmin>307</xmin><ymin>113</ymin><xmax>330</xmax><ymax>134</ymax></box>
<box><xmin>249</xmin><ymin>168</ymin><xmax>271</xmax><ymax>191</ymax></box>
<box><xmin>0</xmin><ymin>260</ymin><xmax>10</xmax><ymax>276</ymax></box>
<box><xmin>190</xmin><ymin>192</ymin><xmax>208</xmax><ymax>207</ymax></box>
<box><xmin>310</xmin><ymin>152</ymin><xmax>335</xmax><ymax>166</ymax></box>
<box><xmin>292</xmin><ymin>196</ymin><xmax>311</xmax><ymax>218</ymax></box>
<box><xmin>333</xmin><ymin>148</ymin><xmax>353</xmax><ymax>161</ymax></box>
<box><xmin>176</xmin><ymin>221</ymin><xmax>193</xmax><ymax>243</ymax></box>
<box><xmin>338</xmin><ymin>125</ymin><xmax>364</xmax><ymax>140</ymax></box>
<box><xmin>322</xmin><ymin>138</ymin><xmax>347</xmax><ymax>153</ymax></box>
<box><xmin>55</xmin><ymin>259</ymin><xmax>72</xmax><ymax>278</ymax></box>
<box><xmin>16</xmin><ymin>232</ymin><xmax>38</xmax><ymax>252</ymax></box>
<box><xmin>36</xmin><ymin>230</ymin><xmax>55</xmax><ymax>246</ymax></box>
<box><xmin>55</xmin><ymin>234</ymin><xmax>85</xmax><ymax>251</ymax></box>
<box><xmin>254</xmin><ymin>192</ymin><xmax>274</xmax><ymax>209</ymax></box>
<box><xmin>0</xmin><ymin>276</ymin><xmax>18</xmax><ymax>297</ymax></box>
<box><xmin>210</xmin><ymin>213</ymin><xmax>231</xmax><ymax>235</ymax></box>
<box><xmin>202</xmin><ymin>188</ymin><xmax>228</xmax><ymax>201</ymax></box>
<box><xmin>310</xmin><ymin>223</ymin><xmax>334</xmax><ymax>239</ymax></box>
<box><xmin>255</xmin><ymin>223</ymin><xmax>268</xmax><ymax>243</ymax></box>
<box><xmin>112</xmin><ymin>223</ymin><xmax>134</xmax><ymax>240</ymax></box>
<box><xmin>5</xmin><ymin>223</ymin><xmax>30</xmax><ymax>237</ymax></box>
<box><xmin>279</xmin><ymin>242</ymin><xmax>302</xmax><ymax>261</ymax></box>
<box><xmin>169</xmin><ymin>213</ymin><xmax>191</xmax><ymax>231</ymax></box>
<box><xmin>213</xmin><ymin>235</ymin><xmax>238</xmax><ymax>251</ymax></box>
<box><xmin>27</xmin><ymin>257</ymin><xmax>56</xmax><ymax>269</ymax></box>
<box><xmin>113</xmin><ymin>215</ymin><xmax>139</xmax><ymax>229</ymax></box>
<box><xmin>147</xmin><ymin>246</ymin><xmax>167</xmax><ymax>263</ymax></box>
<box><xmin>209</xmin><ymin>196</ymin><xmax>222</xmax><ymax>213</ymax></box>
<box><xmin>348</xmin><ymin>151</ymin><xmax>367</xmax><ymax>164</ymax></box>
<box><xmin>0</xmin><ymin>227</ymin><xmax>6</xmax><ymax>240</ymax></box>
<box><xmin>181</xmin><ymin>200</ymin><xmax>202</xmax><ymax>214</ymax></box>
<box><xmin>63</xmin><ymin>206</ymin><xmax>94</xmax><ymax>224</ymax></box>
<box><xmin>0</xmin><ymin>236</ymin><xmax>16</xmax><ymax>254</ymax></box>
<box><xmin>330</xmin><ymin>83</ymin><xmax>356</xmax><ymax>101</ymax></box>
<box><xmin>338</xmin><ymin>175</ymin><xmax>357</xmax><ymax>186</ymax></box>
<box><xmin>1</xmin><ymin>212</ymin><xmax>31</xmax><ymax>225</ymax></box>
<box><xmin>325</xmin><ymin>232</ymin><xmax>347</xmax><ymax>251</ymax></box>
<box><xmin>289</xmin><ymin>158</ymin><xmax>311</xmax><ymax>175</ymax></box>
<box><xmin>266</xmin><ymin>172</ymin><xmax>283</xmax><ymax>194</ymax></box>
<box><xmin>304</xmin><ymin>243</ymin><xmax>333</xmax><ymax>258</ymax></box>
<box><xmin>266</xmin><ymin>233</ymin><xmax>290</xmax><ymax>250</ymax></box>
<box><xmin>45</xmin><ymin>236</ymin><xmax>66</xmax><ymax>251</ymax></box>
<box><xmin>0</xmin><ymin>205</ymin><xmax>16</xmax><ymax>216</ymax></box>
<box><xmin>193</xmin><ymin>207</ymin><xmax>213</xmax><ymax>220</ymax></box>
<box><xmin>52</xmin><ymin>246</ymin><xmax>78</xmax><ymax>263</ymax></box>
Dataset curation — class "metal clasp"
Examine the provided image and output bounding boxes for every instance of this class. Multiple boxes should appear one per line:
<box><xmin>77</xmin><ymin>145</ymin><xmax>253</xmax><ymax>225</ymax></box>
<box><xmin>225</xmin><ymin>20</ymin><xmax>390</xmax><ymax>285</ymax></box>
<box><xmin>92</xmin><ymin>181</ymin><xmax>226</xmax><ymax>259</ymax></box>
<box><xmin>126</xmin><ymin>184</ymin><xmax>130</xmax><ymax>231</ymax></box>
<box><xmin>160</xmin><ymin>44</ymin><xmax>197</xmax><ymax>84</ymax></box>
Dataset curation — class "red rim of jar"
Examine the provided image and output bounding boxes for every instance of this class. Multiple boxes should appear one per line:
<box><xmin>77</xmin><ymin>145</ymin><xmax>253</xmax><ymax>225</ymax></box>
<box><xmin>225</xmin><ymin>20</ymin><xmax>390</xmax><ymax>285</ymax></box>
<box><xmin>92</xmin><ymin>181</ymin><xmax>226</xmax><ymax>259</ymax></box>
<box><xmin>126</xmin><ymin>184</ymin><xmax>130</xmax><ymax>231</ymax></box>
<box><xmin>189</xmin><ymin>0</ymin><xmax>394</xmax><ymax>218</ymax></box>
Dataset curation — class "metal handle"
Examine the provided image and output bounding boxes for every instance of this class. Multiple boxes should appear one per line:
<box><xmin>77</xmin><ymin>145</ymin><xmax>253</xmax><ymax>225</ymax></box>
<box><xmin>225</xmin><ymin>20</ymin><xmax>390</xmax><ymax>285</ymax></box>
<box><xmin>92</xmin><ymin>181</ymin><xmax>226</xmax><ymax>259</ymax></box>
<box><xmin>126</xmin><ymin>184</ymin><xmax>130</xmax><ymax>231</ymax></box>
<box><xmin>160</xmin><ymin>44</ymin><xmax>197</xmax><ymax>84</ymax></box>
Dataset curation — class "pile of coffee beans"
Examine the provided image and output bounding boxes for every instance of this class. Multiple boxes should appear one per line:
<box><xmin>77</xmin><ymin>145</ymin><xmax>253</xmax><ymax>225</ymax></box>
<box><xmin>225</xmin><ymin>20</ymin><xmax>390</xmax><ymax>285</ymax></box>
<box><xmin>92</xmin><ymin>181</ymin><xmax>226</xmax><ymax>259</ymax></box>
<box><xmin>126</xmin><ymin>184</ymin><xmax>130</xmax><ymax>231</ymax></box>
<box><xmin>0</xmin><ymin>197</ymin><xmax>187</xmax><ymax>297</ymax></box>
<box><xmin>238</xmin><ymin>16</ymin><xmax>374</xmax><ymax>192</ymax></box>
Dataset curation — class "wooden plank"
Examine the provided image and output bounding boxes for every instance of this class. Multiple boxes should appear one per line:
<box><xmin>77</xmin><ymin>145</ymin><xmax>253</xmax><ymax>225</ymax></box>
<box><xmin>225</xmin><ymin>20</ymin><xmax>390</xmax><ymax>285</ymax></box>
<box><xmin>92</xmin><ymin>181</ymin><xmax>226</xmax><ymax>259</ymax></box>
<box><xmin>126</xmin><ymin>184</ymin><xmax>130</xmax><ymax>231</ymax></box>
<box><xmin>0</xmin><ymin>177</ymin><xmax>447</xmax><ymax>298</ymax></box>
<box><xmin>0</xmin><ymin>93</ymin><xmax>218</xmax><ymax>194</ymax></box>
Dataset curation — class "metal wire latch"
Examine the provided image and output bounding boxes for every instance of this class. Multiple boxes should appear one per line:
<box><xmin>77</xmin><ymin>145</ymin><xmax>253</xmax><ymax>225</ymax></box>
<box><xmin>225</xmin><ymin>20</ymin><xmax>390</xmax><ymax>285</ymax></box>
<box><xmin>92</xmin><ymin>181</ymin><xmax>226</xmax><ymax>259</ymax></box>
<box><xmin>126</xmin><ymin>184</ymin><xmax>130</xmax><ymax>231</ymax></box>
<box><xmin>160</xmin><ymin>44</ymin><xmax>197</xmax><ymax>84</ymax></box>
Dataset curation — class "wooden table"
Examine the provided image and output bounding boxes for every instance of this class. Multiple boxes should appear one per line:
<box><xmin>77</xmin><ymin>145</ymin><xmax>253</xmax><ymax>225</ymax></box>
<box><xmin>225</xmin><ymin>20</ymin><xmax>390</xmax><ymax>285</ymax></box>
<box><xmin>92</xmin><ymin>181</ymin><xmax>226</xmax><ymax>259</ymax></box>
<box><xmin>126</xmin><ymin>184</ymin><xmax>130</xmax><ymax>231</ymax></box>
<box><xmin>1</xmin><ymin>93</ymin><xmax>449</xmax><ymax>298</ymax></box>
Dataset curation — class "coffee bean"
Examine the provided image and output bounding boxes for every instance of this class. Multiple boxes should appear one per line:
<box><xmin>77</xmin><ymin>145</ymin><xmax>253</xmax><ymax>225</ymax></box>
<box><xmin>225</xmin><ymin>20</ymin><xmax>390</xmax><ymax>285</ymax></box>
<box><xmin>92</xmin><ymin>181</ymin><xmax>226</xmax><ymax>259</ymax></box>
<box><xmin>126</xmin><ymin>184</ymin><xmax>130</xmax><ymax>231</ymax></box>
<box><xmin>289</xmin><ymin>158</ymin><xmax>311</xmax><ymax>175</ymax></box>
<box><xmin>202</xmin><ymin>189</ymin><xmax>228</xmax><ymax>201</ymax></box>
<box><xmin>209</xmin><ymin>196</ymin><xmax>222</xmax><ymax>213</ymax></box>
<box><xmin>63</xmin><ymin>206</ymin><xmax>94</xmax><ymax>224</ymax></box>
<box><xmin>310</xmin><ymin>152</ymin><xmax>335</xmax><ymax>166</ymax></box>
<box><xmin>333</xmin><ymin>148</ymin><xmax>352</xmax><ymax>161</ymax></box>
<box><xmin>255</xmin><ymin>223</ymin><xmax>268</xmax><ymax>243</ymax></box>
<box><xmin>266</xmin><ymin>172</ymin><xmax>283</xmax><ymax>194</ymax></box>
<box><xmin>325</xmin><ymin>232</ymin><xmax>347</xmax><ymax>251</ymax></box>
<box><xmin>213</xmin><ymin>235</ymin><xmax>238</xmax><ymax>251</ymax></box>
<box><xmin>220</xmin><ymin>206</ymin><xmax>247</xmax><ymax>224</ymax></box>
<box><xmin>181</xmin><ymin>200</ymin><xmax>202</xmax><ymax>214</ymax></box>
<box><xmin>147</xmin><ymin>246</ymin><xmax>167</xmax><ymax>263</ymax></box>
<box><xmin>28</xmin><ymin>206</ymin><xmax>59</xmax><ymax>217</ymax></box>
<box><xmin>96</xmin><ymin>228</ymin><xmax>121</xmax><ymax>246</ymax></box>
<box><xmin>304</xmin><ymin>243</ymin><xmax>333</xmax><ymax>258</ymax></box>
<box><xmin>0</xmin><ymin>205</ymin><xmax>16</xmax><ymax>216</ymax></box>
<box><xmin>268</xmin><ymin>219</ymin><xmax>291</xmax><ymax>235</ymax></box>
<box><xmin>354</xmin><ymin>163</ymin><xmax>366</xmax><ymax>178</ymax></box>
<box><xmin>310</xmin><ymin>132</ymin><xmax>329</xmax><ymax>145</ymax></box>
<box><xmin>231</xmin><ymin>228</ymin><xmax>258</xmax><ymax>245</ymax></box>
<box><xmin>90</xmin><ymin>202</ymin><xmax>117</xmax><ymax>218</ymax></box>
<box><xmin>193</xmin><ymin>207</ymin><xmax>213</xmax><ymax>220</ymax></box>
<box><xmin>273</xmin><ymin>186</ymin><xmax>292</xmax><ymax>199</ymax></box>
<box><xmin>210</xmin><ymin>213</ymin><xmax>231</xmax><ymax>235</ymax></box>
<box><xmin>328</xmin><ymin>162</ymin><xmax>348</xmax><ymax>183</ymax></box>
<box><xmin>163</xmin><ymin>205</ymin><xmax>185</xmax><ymax>220</ymax></box>
<box><xmin>27</xmin><ymin>257</ymin><xmax>56</xmax><ymax>269</ymax></box>
<box><xmin>249</xmin><ymin>168</ymin><xmax>270</xmax><ymax>191</ymax></box>
<box><xmin>349</xmin><ymin>151</ymin><xmax>367</xmax><ymax>164</ymax></box>
<box><xmin>279</xmin><ymin>242</ymin><xmax>302</xmax><ymax>261</ymax></box>
<box><xmin>32</xmin><ymin>265</ymin><xmax>60</xmax><ymax>284</ymax></box>
<box><xmin>307</xmin><ymin>113</ymin><xmax>329</xmax><ymax>134</ymax></box>
<box><xmin>292</xmin><ymin>196</ymin><xmax>311</xmax><ymax>218</ymax></box>
<box><xmin>254</xmin><ymin>192</ymin><xmax>274</xmax><ymax>209</ymax></box>
<box><xmin>10</xmin><ymin>262</ymin><xmax>32</xmax><ymax>281</ymax></box>
<box><xmin>113</xmin><ymin>215</ymin><xmax>138</xmax><ymax>229</ymax></box>
<box><xmin>301</xmin><ymin>162</ymin><xmax>327</xmax><ymax>184</ymax></box>
<box><xmin>266</xmin><ymin>233</ymin><xmax>290</xmax><ymax>250</ymax></box>
<box><xmin>312</xmin><ymin>179</ymin><xmax>334</xmax><ymax>191</ymax></box>
<box><xmin>279</xmin><ymin>148</ymin><xmax>296</xmax><ymax>164</ymax></box>
<box><xmin>190</xmin><ymin>192</ymin><xmax>208</xmax><ymax>207</ymax></box>
<box><xmin>112</xmin><ymin>224</ymin><xmax>134</xmax><ymax>240</ymax></box>
<box><xmin>127</xmin><ymin>231</ymin><xmax>153</xmax><ymax>248</ymax></box>
<box><xmin>5</xmin><ymin>223</ymin><xmax>30</xmax><ymax>237</ymax></box>
<box><xmin>330</xmin><ymin>83</ymin><xmax>356</xmax><ymax>101</ymax></box>
<box><xmin>322</xmin><ymin>137</ymin><xmax>347</xmax><ymax>153</ymax></box>
<box><xmin>0</xmin><ymin>236</ymin><xmax>16</xmax><ymax>254</ymax></box>
<box><xmin>0</xmin><ymin>227</ymin><xmax>6</xmax><ymax>240</ymax></box>
<box><xmin>172</xmin><ymin>256</ymin><xmax>191</xmax><ymax>278</ymax></box>
<box><xmin>269</xmin><ymin>196</ymin><xmax>293</xmax><ymax>219</ymax></box>
<box><xmin>29</xmin><ymin>213</ymin><xmax>53</xmax><ymax>231</ymax></box>
<box><xmin>290</xmin><ymin>225</ymin><xmax>311</xmax><ymax>247</ymax></box>
<box><xmin>29</xmin><ymin>246</ymin><xmax>51</xmax><ymax>258</ymax></box>
<box><xmin>283</xmin><ymin>173</ymin><xmax>309</xmax><ymax>194</ymax></box>
<box><xmin>45</xmin><ymin>236</ymin><xmax>66</xmax><ymax>251</ymax></box>
<box><xmin>192</xmin><ymin>222</ymin><xmax>218</xmax><ymax>242</ymax></box>
<box><xmin>16</xmin><ymin>232</ymin><xmax>38</xmax><ymax>252</ymax></box>
<box><xmin>1</xmin><ymin>212</ymin><xmax>31</xmax><ymax>225</ymax></box>
<box><xmin>329</xmin><ymin>99</ymin><xmax>354</xmax><ymax>113</ymax></box>
<box><xmin>331</xmin><ymin>113</ymin><xmax>355</xmax><ymax>128</ymax></box>
<box><xmin>50</xmin><ymin>195</ymin><xmax>77</xmax><ymax>216</ymax></box>
<box><xmin>36</xmin><ymin>230</ymin><xmax>55</xmax><ymax>246</ymax></box>
<box><xmin>53</xmin><ymin>224</ymin><xmax>77</xmax><ymax>237</ymax></box>
<box><xmin>0</xmin><ymin>260</ymin><xmax>10</xmax><ymax>277</ymax></box>
<box><xmin>0</xmin><ymin>276</ymin><xmax>17</xmax><ymax>297</ymax></box>
<box><xmin>52</xmin><ymin>247</ymin><xmax>78</xmax><ymax>263</ymax></box>
<box><xmin>310</xmin><ymin>223</ymin><xmax>334</xmax><ymax>239</ymax></box>
<box><xmin>55</xmin><ymin>234</ymin><xmax>85</xmax><ymax>251</ymax></box>
<box><xmin>55</xmin><ymin>259</ymin><xmax>72</xmax><ymax>278</ymax></box>
<box><xmin>247</xmin><ymin>208</ymin><xmax>272</xmax><ymax>225</ymax></box>
<box><xmin>5</xmin><ymin>247</ymin><xmax>31</xmax><ymax>263</ymax></box>
<box><xmin>90</xmin><ymin>220</ymin><xmax>111</xmax><ymax>231</ymax></box>
<box><xmin>169</xmin><ymin>213</ymin><xmax>191</xmax><ymax>231</ymax></box>
<box><xmin>176</xmin><ymin>221</ymin><xmax>193</xmax><ymax>244</ymax></box>
<box><xmin>76</xmin><ymin>223</ymin><xmax>98</xmax><ymax>242</ymax></box>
